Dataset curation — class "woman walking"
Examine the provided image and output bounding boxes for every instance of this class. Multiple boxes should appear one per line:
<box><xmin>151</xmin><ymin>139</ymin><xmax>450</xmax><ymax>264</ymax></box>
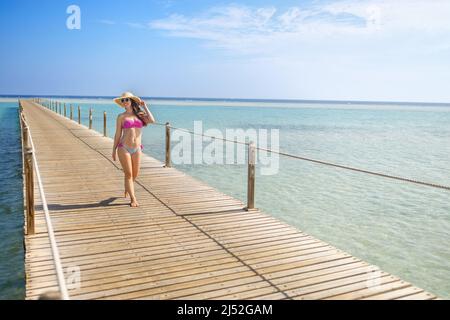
<box><xmin>112</xmin><ymin>92</ymin><xmax>155</xmax><ymax>207</ymax></box>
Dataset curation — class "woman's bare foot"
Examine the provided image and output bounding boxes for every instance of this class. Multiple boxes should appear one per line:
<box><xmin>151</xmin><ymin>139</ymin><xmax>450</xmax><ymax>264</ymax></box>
<box><xmin>130</xmin><ymin>197</ymin><xmax>139</xmax><ymax>207</ymax></box>
<box><xmin>124</xmin><ymin>190</ymin><xmax>129</xmax><ymax>198</ymax></box>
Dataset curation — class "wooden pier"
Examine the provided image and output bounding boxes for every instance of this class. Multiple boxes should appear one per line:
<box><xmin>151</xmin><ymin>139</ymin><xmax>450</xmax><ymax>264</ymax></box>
<box><xmin>20</xmin><ymin>99</ymin><xmax>438</xmax><ymax>300</ymax></box>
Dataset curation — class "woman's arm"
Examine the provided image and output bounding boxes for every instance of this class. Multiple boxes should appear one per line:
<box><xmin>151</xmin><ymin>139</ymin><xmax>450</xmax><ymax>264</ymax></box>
<box><xmin>140</xmin><ymin>100</ymin><xmax>156</xmax><ymax>124</ymax></box>
<box><xmin>112</xmin><ymin>115</ymin><xmax>122</xmax><ymax>160</ymax></box>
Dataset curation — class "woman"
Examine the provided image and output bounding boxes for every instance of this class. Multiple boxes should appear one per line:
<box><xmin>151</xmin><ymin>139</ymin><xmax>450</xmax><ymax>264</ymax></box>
<box><xmin>112</xmin><ymin>92</ymin><xmax>156</xmax><ymax>207</ymax></box>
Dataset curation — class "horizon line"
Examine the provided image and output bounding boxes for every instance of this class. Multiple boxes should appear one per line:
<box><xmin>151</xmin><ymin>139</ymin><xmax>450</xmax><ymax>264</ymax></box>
<box><xmin>1</xmin><ymin>94</ymin><xmax>450</xmax><ymax>106</ymax></box>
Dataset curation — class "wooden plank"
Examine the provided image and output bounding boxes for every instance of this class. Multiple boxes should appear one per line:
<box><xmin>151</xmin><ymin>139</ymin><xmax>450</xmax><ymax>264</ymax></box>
<box><xmin>360</xmin><ymin>285</ymin><xmax>424</xmax><ymax>300</ymax></box>
<box><xmin>395</xmin><ymin>291</ymin><xmax>436</xmax><ymax>300</ymax></box>
<box><xmin>301</xmin><ymin>275</ymin><xmax>401</xmax><ymax>300</ymax></box>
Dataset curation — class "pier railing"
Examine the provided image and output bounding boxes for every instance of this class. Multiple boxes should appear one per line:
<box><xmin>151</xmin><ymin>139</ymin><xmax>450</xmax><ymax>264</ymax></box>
<box><xmin>35</xmin><ymin>98</ymin><xmax>450</xmax><ymax>213</ymax></box>
<box><xmin>19</xmin><ymin>99</ymin><xmax>70</xmax><ymax>300</ymax></box>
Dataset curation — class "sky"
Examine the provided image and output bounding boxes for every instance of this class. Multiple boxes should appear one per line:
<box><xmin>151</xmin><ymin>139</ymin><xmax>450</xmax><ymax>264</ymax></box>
<box><xmin>0</xmin><ymin>0</ymin><xmax>450</xmax><ymax>102</ymax></box>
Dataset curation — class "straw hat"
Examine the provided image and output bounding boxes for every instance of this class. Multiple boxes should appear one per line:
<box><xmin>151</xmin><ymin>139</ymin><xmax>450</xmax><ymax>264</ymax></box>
<box><xmin>113</xmin><ymin>92</ymin><xmax>142</xmax><ymax>107</ymax></box>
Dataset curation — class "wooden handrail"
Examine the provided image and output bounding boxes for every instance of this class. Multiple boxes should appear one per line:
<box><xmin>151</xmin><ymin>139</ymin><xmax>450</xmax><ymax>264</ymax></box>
<box><xmin>165</xmin><ymin>122</ymin><xmax>171</xmax><ymax>168</ymax></box>
<box><xmin>103</xmin><ymin>111</ymin><xmax>107</xmax><ymax>137</ymax></box>
<box><xmin>246</xmin><ymin>141</ymin><xmax>256</xmax><ymax>211</ymax></box>
<box><xmin>24</xmin><ymin>146</ymin><xmax>35</xmax><ymax>234</ymax></box>
<box><xmin>89</xmin><ymin>108</ymin><xmax>93</xmax><ymax>129</ymax></box>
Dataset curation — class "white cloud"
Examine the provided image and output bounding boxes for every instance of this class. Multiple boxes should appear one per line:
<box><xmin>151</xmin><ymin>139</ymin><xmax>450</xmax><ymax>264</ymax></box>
<box><xmin>99</xmin><ymin>19</ymin><xmax>116</xmax><ymax>25</ymax></box>
<box><xmin>125</xmin><ymin>22</ymin><xmax>146</xmax><ymax>29</ymax></box>
<box><xmin>323</xmin><ymin>0</ymin><xmax>450</xmax><ymax>33</ymax></box>
<box><xmin>146</xmin><ymin>1</ymin><xmax>450</xmax><ymax>102</ymax></box>
<box><xmin>149</xmin><ymin>0</ymin><xmax>450</xmax><ymax>55</ymax></box>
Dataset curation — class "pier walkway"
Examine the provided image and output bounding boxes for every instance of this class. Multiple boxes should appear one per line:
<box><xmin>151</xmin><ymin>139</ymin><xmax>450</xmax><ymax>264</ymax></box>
<box><xmin>20</xmin><ymin>100</ymin><xmax>438</xmax><ymax>300</ymax></box>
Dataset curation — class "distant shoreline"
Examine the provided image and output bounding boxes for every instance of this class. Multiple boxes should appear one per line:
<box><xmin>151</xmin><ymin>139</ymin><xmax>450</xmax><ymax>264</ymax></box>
<box><xmin>2</xmin><ymin>96</ymin><xmax>450</xmax><ymax>112</ymax></box>
<box><xmin>1</xmin><ymin>94</ymin><xmax>450</xmax><ymax>107</ymax></box>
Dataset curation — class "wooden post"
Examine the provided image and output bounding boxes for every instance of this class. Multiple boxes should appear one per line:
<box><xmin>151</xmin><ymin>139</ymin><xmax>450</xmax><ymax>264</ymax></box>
<box><xmin>38</xmin><ymin>291</ymin><xmax>62</xmax><ymax>300</ymax></box>
<box><xmin>64</xmin><ymin>103</ymin><xmax>66</xmax><ymax>117</ymax></box>
<box><xmin>89</xmin><ymin>108</ymin><xmax>92</xmax><ymax>129</ymax></box>
<box><xmin>23</xmin><ymin>120</ymin><xmax>29</xmax><ymax>147</ymax></box>
<box><xmin>78</xmin><ymin>105</ymin><xmax>81</xmax><ymax>124</ymax></box>
<box><xmin>24</xmin><ymin>146</ymin><xmax>35</xmax><ymax>235</ymax></box>
<box><xmin>103</xmin><ymin>112</ymin><xmax>107</xmax><ymax>137</ymax></box>
<box><xmin>70</xmin><ymin>104</ymin><xmax>73</xmax><ymax>120</ymax></box>
<box><xmin>245</xmin><ymin>141</ymin><xmax>256</xmax><ymax>211</ymax></box>
<box><xmin>165</xmin><ymin>122</ymin><xmax>171</xmax><ymax>168</ymax></box>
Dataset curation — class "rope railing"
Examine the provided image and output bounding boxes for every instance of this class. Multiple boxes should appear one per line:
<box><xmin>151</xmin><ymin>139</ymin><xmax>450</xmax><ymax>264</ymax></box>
<box><xmin>255</xmin><ymin>146</ymin><xmax>450</xmax><ymax>191</ymax></box>
<box><xmin>36</xmin><ymin>98</ymin><xmax>450</xmax><ymax>212</ymax></box>
<box><xmin>152</xmin><ymin>121</ymin><xmax>250</xmax><ymax>146</ymax></box>
<box><xmin>19</xmin><ymin>100</ymin><xmax>70</xmax><ymax>300</ymax></box>
<box><xmin>153</xmin><ymin>120</ymin><xmax>450</xmax><ymax>191</ymax></box>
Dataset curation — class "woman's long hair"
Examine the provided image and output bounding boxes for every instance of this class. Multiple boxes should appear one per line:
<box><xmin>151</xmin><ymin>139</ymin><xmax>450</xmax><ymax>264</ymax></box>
<box><xmin>130</xmin><ymin>99</ymin><xmax>148</xmax><ymax>127</ymax></box>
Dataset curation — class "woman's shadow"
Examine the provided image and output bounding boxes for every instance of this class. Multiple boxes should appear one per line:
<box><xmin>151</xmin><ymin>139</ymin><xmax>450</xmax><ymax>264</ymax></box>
<box><xmin>38</xmin><ymin>197</ymin><xmax>129</xmax><ymax>212</ymax></box>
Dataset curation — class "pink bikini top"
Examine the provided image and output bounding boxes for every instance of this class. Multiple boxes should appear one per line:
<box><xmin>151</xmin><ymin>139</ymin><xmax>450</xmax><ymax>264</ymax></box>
<box><xmin>122</xmin><ymin>117</ymin><xmax>143</xmax><ymax>129</ymax></box>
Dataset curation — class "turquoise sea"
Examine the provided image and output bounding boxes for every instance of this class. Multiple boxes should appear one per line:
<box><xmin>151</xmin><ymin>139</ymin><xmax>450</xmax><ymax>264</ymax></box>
<box><xmin>0</xmin><ymin>101</ymin><xmax>24</xmax><ymax>299</ymax></box>
<box><xmin>1</xmin><ymin>97</ymin><xmax>449</xmax><ymax>299</ymax></box>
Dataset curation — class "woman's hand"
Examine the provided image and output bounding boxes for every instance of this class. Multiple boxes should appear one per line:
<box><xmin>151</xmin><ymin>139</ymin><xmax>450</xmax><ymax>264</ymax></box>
<box><xmin>139</xmin><ymin>100</ymin><xmax>156</xmax><ymax>124</ymax></box>
<box><xmin>112</xmin><ymin>149</ymin><xmax>117</xmax><ymax>162</ymax></box>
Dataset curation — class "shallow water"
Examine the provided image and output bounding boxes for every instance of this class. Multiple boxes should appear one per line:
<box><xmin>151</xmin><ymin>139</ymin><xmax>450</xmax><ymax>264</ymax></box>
<box><xmin>144</xmin><ymin>101</ymin><xmax>450</xmax><ymax>298</ymax></box>
<box><xmin>0</xmin><ymin>102</ymin><xmax>25</xmax><ymax>299</ymax></box>
<box><xmin>1</xmin><ymin>99</ymin><xmax>449</xmax><ymax>299</ymax></box>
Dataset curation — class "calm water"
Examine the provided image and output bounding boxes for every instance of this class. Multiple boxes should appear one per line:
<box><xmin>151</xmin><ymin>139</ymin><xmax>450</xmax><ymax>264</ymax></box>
<box><xmin>0</xmin><ymin>102</ymin><xmax>25</xmax><ymax>299</ymax></box>
<box><xmin>1</xmin><ymin>98</ymin><xmax>449</xmax><ymax>299</ymax></box>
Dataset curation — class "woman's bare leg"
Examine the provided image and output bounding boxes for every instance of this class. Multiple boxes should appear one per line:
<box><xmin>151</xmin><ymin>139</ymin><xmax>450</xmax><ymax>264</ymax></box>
<box><xmin>126</xmin><ymin>150</ymin><xmax>141</xmax><ymax>197</ymax></box>
<box><xmin>117</xmin><ymin>147</ymin><xmax>137</xmax><ymax>207</ymax></box>
<box><xmin>130</xmin><ymin>150</ymin><xmax>142</xmax><ymax>206</ymax></box>
<box><xmin>131</xmin><ymin>149</ymin><xmax>141</xmax><ymax>181</ymax></box>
